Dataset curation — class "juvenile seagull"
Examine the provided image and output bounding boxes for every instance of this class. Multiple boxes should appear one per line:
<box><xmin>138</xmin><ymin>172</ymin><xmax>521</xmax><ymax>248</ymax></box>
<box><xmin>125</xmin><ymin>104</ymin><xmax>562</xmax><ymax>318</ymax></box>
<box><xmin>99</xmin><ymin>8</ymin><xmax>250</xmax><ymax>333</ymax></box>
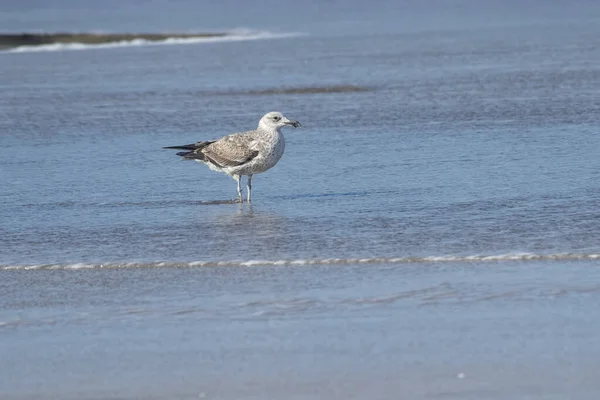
<box><xmin>164</xmin><ymin>111</ymin><xmax>301</xmax><ymax>203</ymax></box>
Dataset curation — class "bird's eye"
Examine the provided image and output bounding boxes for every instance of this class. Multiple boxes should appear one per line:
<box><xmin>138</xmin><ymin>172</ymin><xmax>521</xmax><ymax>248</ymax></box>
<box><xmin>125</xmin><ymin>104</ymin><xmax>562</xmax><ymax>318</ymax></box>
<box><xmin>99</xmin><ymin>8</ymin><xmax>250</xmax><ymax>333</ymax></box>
<box><xmin>273</xmin><ymin>116</ymin><xmax>280</xmax><ymax>121</ymax></box>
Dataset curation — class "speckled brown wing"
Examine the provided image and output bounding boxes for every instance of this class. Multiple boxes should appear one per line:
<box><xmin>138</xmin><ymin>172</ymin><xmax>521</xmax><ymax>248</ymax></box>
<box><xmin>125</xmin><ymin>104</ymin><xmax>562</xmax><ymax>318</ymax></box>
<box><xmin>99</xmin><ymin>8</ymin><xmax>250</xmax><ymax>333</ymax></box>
<box><xmin>201</xmin><ymin>132</ymin><xmax>259</xmax><ymax>168</ymax></box>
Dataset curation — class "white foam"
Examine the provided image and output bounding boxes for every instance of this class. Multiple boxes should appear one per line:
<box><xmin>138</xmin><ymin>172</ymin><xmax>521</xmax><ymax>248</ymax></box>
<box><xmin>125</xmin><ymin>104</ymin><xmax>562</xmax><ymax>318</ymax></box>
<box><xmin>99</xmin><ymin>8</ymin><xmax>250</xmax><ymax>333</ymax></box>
<box><xmin>2</xmin><ymin>30</ymin><xmax>304</xmax><ymax>54</ymax></box>
<box><xmin>2</xmin><ymin>252</ymin><xmax>599</xmax><ymax>271</ymax></box>
<box><xmin>240</xmin><ymin>260</ymin><xmax>272</xmax><ymax>267</ymax></box>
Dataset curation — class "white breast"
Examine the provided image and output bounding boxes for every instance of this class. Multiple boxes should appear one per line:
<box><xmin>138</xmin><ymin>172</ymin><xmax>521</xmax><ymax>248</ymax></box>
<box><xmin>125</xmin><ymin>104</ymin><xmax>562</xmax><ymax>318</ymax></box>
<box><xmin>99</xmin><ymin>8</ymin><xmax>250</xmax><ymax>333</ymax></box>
<box><xmin>266</xmin><ymin>132</ymin><xmax>285</xmax><ymax>167</ymax></box>
<box><xmin>227</xmin><ymin>130</ymin><xmax>285</xmax><ymax>176</ymax></box>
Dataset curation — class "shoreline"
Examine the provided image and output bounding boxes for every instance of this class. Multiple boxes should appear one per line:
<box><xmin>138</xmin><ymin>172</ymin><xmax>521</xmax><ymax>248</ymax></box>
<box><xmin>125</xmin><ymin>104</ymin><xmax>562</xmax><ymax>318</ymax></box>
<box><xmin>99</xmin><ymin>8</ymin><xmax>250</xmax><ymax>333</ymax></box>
<box><xmin>0</xmin><ymin>32</ymin><xmax>228</xmax><ymax>49</ymax></box>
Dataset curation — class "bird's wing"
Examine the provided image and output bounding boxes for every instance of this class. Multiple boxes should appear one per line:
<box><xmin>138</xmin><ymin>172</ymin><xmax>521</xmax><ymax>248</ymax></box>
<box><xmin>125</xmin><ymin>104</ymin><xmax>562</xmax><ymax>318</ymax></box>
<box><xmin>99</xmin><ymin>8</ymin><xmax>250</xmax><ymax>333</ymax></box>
<box><xmin>202</xmin><ymin>131</ymin><xmax>259</xmax><ymax>167</ymax></box>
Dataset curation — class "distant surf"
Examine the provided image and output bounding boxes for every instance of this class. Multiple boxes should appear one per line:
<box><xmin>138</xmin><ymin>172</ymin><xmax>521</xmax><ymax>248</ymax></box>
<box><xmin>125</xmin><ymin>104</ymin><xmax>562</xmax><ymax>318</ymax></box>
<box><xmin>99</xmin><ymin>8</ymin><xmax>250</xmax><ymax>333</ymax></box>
<box><xmin>1</xmin><ymin>29</ymin><xmax>304</xmax><ymax>53</ymax></box>
<box><xmin>2</xmin><ymin>252</ymin><xmax>599</xmax><ymax>270</ymax></box>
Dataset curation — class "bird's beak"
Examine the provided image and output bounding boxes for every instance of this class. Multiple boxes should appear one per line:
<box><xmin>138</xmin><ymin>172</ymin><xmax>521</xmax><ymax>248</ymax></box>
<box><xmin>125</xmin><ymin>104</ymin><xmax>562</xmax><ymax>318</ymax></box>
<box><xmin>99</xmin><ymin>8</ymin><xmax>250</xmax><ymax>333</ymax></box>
<box><xmin>284</xmin><ymin>119</ymin><xmax>301</xmax><ymax>128</ymax></box>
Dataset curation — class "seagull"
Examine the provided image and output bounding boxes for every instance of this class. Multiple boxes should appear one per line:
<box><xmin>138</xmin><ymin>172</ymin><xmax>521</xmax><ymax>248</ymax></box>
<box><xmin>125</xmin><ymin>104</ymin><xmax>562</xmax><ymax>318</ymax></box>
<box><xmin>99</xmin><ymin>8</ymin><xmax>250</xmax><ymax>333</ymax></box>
<box><xmin>163</xmin><ymin>111</ymin><xmax>301</xmax><ymax>203</ymax></box>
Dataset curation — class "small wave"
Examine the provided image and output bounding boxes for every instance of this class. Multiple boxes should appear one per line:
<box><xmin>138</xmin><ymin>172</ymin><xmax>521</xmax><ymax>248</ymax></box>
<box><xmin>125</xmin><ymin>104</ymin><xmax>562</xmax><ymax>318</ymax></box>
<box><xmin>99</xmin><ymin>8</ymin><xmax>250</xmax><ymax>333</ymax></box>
<box><xmin>2</xmin><ymin>252</ymin><xmax>599</xmax><ymax>271</ymax></box>
<box><xmin>3</xmin><ymin>30</ymin><xmax>303</xmax><ymax>54</ymax></box>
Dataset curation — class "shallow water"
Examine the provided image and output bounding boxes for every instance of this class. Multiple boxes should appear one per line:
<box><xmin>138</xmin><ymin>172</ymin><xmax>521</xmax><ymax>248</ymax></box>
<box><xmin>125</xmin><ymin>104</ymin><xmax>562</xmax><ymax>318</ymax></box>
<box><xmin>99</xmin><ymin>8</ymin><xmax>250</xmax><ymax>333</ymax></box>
<box><xmin>2</xmin><ymin>261</ymin><xmax>600</xmax><ymax>399</ymax></box>
<box><xmin>3</xmin><ymin>26</ymin><xmax>600</xmax><ymax>266</ymax></box>
<box><xmin>2</xmin><ymin>0</ymin><xmax>600</xmax><ymax>399</ymax></box>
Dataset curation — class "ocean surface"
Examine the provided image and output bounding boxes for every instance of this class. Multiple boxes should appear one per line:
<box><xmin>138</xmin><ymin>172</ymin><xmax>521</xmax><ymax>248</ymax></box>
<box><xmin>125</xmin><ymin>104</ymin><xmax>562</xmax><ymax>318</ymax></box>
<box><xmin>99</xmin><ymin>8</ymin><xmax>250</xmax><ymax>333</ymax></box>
<box><xmin>2</xmin><ymin>1</ymin><xmax>600</xmax><ymax>399</ymax></box>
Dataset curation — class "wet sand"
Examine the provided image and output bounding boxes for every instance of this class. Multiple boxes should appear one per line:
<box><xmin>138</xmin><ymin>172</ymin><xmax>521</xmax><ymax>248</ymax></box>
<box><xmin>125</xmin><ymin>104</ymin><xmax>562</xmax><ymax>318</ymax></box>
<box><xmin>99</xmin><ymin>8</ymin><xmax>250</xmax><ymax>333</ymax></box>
<box><xmin>243</xmin><ymin>85</ymin><xmax>372</xmax><ymax>95</ymax></box>
<box><xmin>188</xmin><ymin>85</ymin><xmax>373</xmax><ymax>97</ymax></box>
<box><xmin>0</xmin><ymin>32</ymin><xmax>227</xmax><ymax>49</ymax></box>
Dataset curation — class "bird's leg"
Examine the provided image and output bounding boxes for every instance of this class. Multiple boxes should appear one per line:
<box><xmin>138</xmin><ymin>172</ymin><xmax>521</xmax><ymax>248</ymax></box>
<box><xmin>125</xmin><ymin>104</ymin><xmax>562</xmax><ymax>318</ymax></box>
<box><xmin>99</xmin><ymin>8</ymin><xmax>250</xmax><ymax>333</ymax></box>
<box><xmin>235</xmin><ymin>175</ymin><xmax>242</xmax><ymax>203</ymax></box>
<box><xmin>247</xmin><ymin>174</ymin><xmax>253</xmax><ymax>203</ymax></box>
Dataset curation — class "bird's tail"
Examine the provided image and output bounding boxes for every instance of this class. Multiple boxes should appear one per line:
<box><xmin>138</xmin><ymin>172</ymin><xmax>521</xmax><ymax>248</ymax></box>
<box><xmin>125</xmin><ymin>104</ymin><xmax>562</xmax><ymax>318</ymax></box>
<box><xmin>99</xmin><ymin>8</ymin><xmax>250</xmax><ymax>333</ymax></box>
<box><xmin>174</xmin><ymin>150</ymin><xmax>207</xmax><ymax>161</ymax></box>
<box><xmin>163</xmin><ymin>140</ymin><xmax>213</xmax><ymax>151</ymax></box>
<box><xmin>163</xmin><ymin>145</ymin><xmax>196</xmax><ymax>150</ymax></box>
<box><xmin>163</xmin><ymin>141</ymin><xmax>215</xmax><ymax>160</ymax></box>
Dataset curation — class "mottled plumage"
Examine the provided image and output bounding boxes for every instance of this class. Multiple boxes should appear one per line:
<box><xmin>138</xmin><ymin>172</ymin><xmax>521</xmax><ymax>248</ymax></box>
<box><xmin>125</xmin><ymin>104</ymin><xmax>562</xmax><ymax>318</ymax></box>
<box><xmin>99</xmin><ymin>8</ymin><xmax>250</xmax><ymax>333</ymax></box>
<box><xmin>164</xmin><ymin>111</ymin><xmax>301</xmax><ymax>203</ymax></box>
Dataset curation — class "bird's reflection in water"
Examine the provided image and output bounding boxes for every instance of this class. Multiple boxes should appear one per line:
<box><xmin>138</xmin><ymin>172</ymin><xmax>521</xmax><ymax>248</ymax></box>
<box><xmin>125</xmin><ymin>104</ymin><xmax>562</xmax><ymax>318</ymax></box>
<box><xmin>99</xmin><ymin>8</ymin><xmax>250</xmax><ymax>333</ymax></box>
<box><xmin>207</xmin><ymin>203</ymin><xmax>292</xmax><ymax>238</ymax></box>
<box><xmin>194</xmin><ymin>199</ymin><xmax>242</xmax><ymax>205</ymax></box>
<box><xmin>183</xmin><ymin>200</ymin><xmax>304</xmax><ymax>259</ymax></box>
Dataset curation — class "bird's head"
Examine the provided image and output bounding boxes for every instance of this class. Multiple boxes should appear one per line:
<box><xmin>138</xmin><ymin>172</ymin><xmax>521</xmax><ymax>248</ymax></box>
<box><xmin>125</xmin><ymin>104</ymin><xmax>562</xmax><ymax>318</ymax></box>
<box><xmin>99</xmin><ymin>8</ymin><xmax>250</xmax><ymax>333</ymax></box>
<box><xmin>259</xmin><ymin>111</ymin><xmax>301</xmax><ymax>130</ymax></box>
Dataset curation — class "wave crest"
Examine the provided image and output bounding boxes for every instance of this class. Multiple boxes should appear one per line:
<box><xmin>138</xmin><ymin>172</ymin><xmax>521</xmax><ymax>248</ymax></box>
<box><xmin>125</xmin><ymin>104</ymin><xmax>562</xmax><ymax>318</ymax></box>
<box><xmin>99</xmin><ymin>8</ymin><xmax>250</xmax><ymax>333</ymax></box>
<box><xmin>2</xmin><ymin>252</ymin><xmax>599</xmax><ymax>271</ymax></box>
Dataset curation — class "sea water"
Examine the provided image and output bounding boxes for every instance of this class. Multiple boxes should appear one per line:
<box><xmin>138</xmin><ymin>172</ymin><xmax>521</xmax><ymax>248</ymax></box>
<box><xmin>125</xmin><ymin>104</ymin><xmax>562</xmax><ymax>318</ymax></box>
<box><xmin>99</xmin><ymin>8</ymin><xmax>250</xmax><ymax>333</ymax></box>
<box><xmin>2</xmin><ymin>1</ymin><xmax>600</xmax><ymax>398</ymax></box>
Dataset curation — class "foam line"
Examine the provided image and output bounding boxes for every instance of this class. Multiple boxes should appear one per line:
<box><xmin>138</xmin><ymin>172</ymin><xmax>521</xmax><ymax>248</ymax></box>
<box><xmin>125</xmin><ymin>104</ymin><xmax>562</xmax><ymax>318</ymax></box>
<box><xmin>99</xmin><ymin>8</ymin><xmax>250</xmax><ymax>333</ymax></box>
<box><xmin>2</xmin><ymin>252</ymin><xmax>599</xmax><ymax>270</ymax></box>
